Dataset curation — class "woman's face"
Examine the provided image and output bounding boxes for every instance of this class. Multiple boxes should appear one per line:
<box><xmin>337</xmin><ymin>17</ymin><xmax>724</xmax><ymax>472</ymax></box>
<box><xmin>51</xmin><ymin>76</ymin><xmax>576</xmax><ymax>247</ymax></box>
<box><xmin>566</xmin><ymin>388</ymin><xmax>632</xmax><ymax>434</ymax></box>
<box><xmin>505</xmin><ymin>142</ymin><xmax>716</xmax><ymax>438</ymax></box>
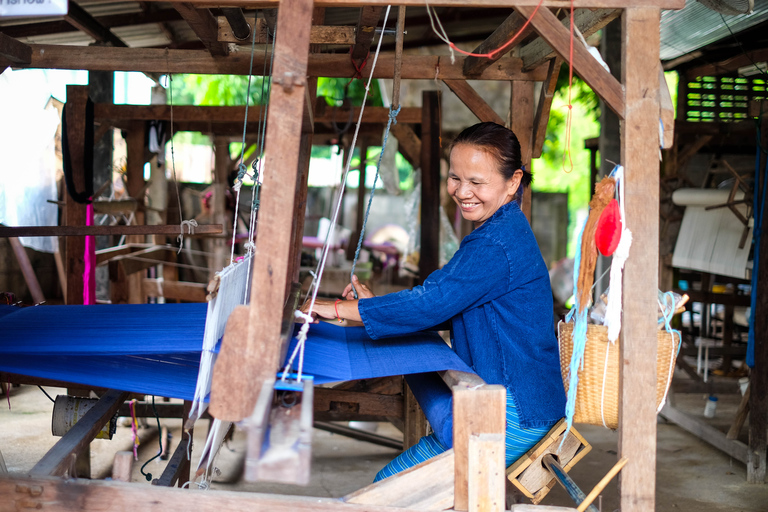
<box><xmin>447</xmin><ymin>144</ymin><xmax>522</xmax><ymax>227</ymax></box>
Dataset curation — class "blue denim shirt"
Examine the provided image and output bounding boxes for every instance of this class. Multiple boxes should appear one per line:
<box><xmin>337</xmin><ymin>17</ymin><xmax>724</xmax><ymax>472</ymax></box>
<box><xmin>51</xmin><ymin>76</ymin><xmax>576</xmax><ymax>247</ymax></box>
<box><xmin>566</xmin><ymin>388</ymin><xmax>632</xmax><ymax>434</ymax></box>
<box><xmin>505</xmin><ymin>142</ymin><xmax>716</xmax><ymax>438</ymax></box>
<box><xmin>358</xmin><ymin>201</ymin><xmax>565</xmax><ymax>428</ymax></box>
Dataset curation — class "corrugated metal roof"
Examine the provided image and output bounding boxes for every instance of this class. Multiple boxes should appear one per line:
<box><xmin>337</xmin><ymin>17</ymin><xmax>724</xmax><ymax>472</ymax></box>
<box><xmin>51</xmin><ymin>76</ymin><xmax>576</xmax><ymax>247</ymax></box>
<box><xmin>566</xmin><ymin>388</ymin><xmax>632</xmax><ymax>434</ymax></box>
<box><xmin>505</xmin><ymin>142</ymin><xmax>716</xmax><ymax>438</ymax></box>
<box><xmin>661</xmin><ymin>0</ymin><xmax>768</xmax><ymax>60</ymax></box>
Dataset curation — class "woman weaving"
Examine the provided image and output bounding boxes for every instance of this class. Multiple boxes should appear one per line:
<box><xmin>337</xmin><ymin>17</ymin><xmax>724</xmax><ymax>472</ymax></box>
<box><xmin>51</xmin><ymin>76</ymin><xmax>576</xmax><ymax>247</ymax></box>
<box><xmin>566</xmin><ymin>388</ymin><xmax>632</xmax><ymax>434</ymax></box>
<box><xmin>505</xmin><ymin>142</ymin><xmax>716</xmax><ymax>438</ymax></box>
<box><xmin>303</xmin><ymin>122</ymin><xmax>565</xmax><ymax>481</ymax></box>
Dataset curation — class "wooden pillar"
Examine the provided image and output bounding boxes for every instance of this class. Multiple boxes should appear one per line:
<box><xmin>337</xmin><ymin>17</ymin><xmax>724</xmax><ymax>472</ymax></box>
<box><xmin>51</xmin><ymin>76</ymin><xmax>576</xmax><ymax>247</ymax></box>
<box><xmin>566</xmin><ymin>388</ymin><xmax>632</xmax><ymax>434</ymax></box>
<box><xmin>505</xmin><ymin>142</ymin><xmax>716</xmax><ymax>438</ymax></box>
<box><xmin>209</xmin><ymin>0</ymin><xmax>314</xmax><ymax>422</ymax></box>
<box><xmin>346</xmin><ymin>142</ymin><xmax>369</xmax><ymax>262</ymax></box>
<box><xmin>211</xmin><ymin>136</ymin><xmax>231</xmax><ymax>276</ymax></box>
<box><xmin>122</xmin><ymin>121</ymin><xmax>146</xmax><ymax>304</ymax></box>
<box><xmin>419</xmin><ymin>90</ymin><xmax>441</xmax><ymax>282</ymax></box>
<box><xmin>64</xmin><ymin>85</ymin><xmax>90</xmax><ymax>307</ymax></box>
<box><xmin>510</xmin><ymin>80</ymin><xmax>534</xmax><ymax>221</ymax></box>
<box><xmin>618</xmin><ymin>8</ymin><xmax>661</xmax><ymax>511</ymax></box>
<box><xmin>748</xmin><ymin>114</ymin><xmax>768</xmax><ymax>484</ymax></box>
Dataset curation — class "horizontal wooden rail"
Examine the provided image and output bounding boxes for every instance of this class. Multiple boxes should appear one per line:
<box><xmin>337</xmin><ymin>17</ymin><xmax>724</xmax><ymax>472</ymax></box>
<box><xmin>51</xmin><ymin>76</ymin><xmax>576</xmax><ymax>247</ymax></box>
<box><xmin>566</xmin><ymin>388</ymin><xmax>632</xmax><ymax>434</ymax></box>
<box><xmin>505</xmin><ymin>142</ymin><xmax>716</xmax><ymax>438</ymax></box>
<box><xmin>0</xmin><ymin>224</ymin><xmax>223</xmax><ymax>238</ymax></box>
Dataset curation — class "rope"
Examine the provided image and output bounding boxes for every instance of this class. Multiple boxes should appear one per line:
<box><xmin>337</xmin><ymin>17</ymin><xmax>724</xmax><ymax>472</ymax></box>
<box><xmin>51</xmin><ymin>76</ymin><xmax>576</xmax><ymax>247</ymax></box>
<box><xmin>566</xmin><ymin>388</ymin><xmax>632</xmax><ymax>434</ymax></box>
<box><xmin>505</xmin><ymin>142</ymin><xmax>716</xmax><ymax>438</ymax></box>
<box><xmin>287</xmin><ymin>5</ymin><xmax>392</xmax><ymax>382</ymax></box>
<box><xmin>349</xmin><ymin>105</ymin><xmax>401</xmax><ymax>298</ymax></box>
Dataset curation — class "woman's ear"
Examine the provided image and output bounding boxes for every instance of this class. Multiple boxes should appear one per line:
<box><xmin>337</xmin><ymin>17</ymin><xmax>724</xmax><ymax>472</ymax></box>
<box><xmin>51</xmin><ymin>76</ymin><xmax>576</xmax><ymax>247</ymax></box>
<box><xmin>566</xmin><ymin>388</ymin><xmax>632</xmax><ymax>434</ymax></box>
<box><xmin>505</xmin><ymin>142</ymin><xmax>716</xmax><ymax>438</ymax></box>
<box><xmin>508</xmin><ymin>169</ymin><xmax>524</xmax><ymax>197</ymax></box>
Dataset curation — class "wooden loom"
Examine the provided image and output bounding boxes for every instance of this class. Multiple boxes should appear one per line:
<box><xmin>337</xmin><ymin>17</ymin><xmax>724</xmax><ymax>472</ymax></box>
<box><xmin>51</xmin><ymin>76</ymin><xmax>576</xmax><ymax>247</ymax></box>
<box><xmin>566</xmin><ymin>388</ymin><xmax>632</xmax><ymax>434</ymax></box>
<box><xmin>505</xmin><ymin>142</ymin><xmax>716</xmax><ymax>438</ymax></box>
<box><xmin>0</xmin><ymin>1</ymin><xmax>694</xmax><ymax>511</ymax></box>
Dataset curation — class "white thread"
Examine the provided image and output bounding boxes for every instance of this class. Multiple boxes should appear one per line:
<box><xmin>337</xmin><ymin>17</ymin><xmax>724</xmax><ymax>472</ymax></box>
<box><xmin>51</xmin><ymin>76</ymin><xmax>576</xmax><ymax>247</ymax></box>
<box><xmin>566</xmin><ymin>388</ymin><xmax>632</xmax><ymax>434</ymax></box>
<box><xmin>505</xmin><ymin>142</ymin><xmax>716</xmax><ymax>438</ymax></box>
<box><xmin>600</xmin><ymin>341</ymin><xmax>611</xmax><ymax>429</ymax></box>
<box><xmin>177</xmin><ymin>219</ymin><xmax>198</xmax><ymax>253</ymax></box>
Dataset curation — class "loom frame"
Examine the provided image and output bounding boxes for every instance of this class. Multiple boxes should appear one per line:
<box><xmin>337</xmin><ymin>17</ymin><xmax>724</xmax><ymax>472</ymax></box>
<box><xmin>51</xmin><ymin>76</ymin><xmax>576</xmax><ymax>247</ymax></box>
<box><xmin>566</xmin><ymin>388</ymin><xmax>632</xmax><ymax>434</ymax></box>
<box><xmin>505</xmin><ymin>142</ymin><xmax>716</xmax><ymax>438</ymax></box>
<box><xmin>0</xmin><ymin>1</ymin><xmax>695</xmax><ymax>510</ymax></box>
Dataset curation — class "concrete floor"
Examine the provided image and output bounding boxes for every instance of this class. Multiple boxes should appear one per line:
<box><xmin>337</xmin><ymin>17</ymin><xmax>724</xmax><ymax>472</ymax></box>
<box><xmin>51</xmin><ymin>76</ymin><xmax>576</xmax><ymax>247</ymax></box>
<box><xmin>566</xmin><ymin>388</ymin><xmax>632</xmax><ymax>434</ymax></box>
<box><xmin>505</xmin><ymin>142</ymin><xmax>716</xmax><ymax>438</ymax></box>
<box><xmin>1</xmin><ymin>383</ymin><xmax>767</xmax><ymax>511</ymax></box>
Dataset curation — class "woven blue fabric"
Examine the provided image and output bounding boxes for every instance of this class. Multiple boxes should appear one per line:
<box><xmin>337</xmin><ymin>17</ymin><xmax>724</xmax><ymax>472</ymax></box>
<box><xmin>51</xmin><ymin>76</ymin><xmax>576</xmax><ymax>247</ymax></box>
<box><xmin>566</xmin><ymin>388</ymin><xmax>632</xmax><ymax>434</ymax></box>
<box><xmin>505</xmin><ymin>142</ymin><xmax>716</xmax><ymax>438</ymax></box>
<box><xmin>374</xmin><ymin>392</ymin><xmax>554</xmax><ymax>481</ymax></box>
<box><xmin>359</xmin><ymin>201</ymin><xmax>566</xmax><ymax>428</ymax></box>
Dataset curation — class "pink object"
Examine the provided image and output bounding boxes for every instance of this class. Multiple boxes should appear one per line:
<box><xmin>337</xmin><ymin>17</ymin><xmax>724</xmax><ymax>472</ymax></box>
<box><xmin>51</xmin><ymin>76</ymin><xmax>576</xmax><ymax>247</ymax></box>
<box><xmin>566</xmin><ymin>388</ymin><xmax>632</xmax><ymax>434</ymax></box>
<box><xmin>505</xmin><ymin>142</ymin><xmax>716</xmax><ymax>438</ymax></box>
<box><xmin>595</xmin><ymin>199</ymin><xmax>622</xmax><ymax>256</ymax></box>
<box><xmin>83</xmin><ymin>202</ymin><xmax>97</xmax><ymax>305</ymax></box>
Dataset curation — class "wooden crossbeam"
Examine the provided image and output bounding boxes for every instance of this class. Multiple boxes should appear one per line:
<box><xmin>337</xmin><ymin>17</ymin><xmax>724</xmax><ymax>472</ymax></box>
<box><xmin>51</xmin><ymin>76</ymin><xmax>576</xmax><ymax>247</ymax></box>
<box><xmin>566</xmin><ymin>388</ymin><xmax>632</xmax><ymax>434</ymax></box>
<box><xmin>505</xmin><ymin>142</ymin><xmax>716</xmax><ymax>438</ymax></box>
<box><xmin>463</xmin><ymin>11</ymin><xmax>530</xmax><ymax>77</ymax></box>
<box><xmin>143</xmin><ymin>278</ymin><xmax>208</xmax><ymax>301</ymax></box>
<box><xmin>19</xmin><ymin>45</ymin><xmax>548</xmax><ymax>81</ymax></box>
<box><xmin>532</xmin><ymin>57</ymin><xmax>562</xmax><ymax>158</ymax></box>
<box><xmin>172</xmin><ymin>3</ymin><xmax>229</xmax><ymax>56</ymax></box>
<box><xmin>389</xmin><ymin>123</ymin><xmax>421</xmax><ymax>168</ymax></box>
<box><xmin>516</xmin><ymin>5</ymin><xmax>624</xmax><ymax>119</ymax></box>
<box><xmin>313</xmin><ymin>388</ymin><xmax>404</xmax><ymax>421</ymax></box>
<box><xmin>218</xmin><ymin>17</ymin><xmax>356</xmax><ymax>44</ymax></box>
<box><xmin>351</xmin><ymin>6</ymin><xmax>383</xmax><ymax>60</ymax></box>
<box><xmin>30</xmin><ymin>390</ymin><xmax>129</xmax><ymax>477</ymax></box>
<box><xmin>137</xmin><ymin>0</ymin><xmax>686</xmax><ymax>8</ymax></box>
<box><xmin>0</xmin><ymin>224</ymin><xmax>223</xmax><ymax>238</ymax></box>
<box><xmin>519</xmin><ymin>8</ymin><xmax>620</xmax><ymax>71</ymax></box>
<box><xmin>65</xmin><ymin>1</ymin><xmax>127</xmax><ymax>48</ymax></box>
<box><xmin>442</xmin><ymin>79</ymin><xmax>505</xmax><ymax>125</ymax></box>
<box><xmin>152</xmin><ymin>437</ymin><xmax>192</xmax><ymax>487</ymax></box>
<box><xmin>0</xmin><ymin>32</ymin><xmax>32</xmax><ymax>64</ymax></box>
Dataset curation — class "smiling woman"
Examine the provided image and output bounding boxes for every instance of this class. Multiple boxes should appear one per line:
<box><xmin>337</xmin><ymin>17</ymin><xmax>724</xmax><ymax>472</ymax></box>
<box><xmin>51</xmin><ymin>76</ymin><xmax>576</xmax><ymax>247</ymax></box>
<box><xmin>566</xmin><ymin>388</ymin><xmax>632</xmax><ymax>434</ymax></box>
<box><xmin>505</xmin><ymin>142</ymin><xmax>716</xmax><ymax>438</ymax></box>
<box><xmin>303</xmin><ymin>122</ymin><xmax>564</xmax><ymax>482</ymax></box>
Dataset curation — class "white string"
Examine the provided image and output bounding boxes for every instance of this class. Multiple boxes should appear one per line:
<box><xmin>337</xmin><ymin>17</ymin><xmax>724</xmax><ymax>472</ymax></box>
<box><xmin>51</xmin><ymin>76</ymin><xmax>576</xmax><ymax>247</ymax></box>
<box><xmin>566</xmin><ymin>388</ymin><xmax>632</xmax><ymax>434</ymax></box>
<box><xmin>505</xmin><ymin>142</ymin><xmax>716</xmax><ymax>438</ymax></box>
<box><xmin>289</xmin><ymin>6</ymin><xmax>392</xmax><ymax>380</ymax></box>
<box><xmin>600</xmin><ymin>341</ymin><xmax>611</xmax><ymax>428</ymax></box>
<box><xmin>424</xmin><ymin>1</ymin><xmax>455</xmax><ymax>64</ymax></box>
<box><xmin>177</xmin><ymin>219</ymin><xmax>198</xmax><ymax>253</ymax></box>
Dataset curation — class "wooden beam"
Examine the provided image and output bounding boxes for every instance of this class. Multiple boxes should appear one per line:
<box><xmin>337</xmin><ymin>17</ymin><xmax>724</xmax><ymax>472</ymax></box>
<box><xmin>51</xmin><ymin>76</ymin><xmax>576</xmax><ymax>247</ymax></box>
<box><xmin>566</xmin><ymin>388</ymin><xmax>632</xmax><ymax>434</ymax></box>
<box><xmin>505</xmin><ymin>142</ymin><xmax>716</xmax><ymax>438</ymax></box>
<box><xmin>442</xmin><ymin>79</ymin><xmax>505</xmax><ymax>125</ymax></box>
<box><xmin>463</xmin><ymin>11</ymin><xmax>530</xmax><ymax>77</ymax></box>
<box><xmin>30</xmin><ymin>390</ymin><xmax>129</xmax><ymax>477</ymax></box>
<box><xmin>659</xmin><ymin>405</ymin><xmax>748</xmax><ymax>463</ymax></box>
<box><xmin>0</xmin><ymin>225</ymin><xmax>222</xmax><ymax>237</ymax></box>
<box><xmin>519</xmin><ymin>8</ymin><xmax>620</xmax><ymax>72</ymax></box>
<box><xmin>172</xmin><ymin>3</ymin><xmax>229</xmax><ymax>56</ymax></box>
<box><xmin>3</xmin><ymin>473</ymin><xmax>446</xmax><ymax>511</ymax></box>
<box><xmin>516</xmin><ymin>5</ymin><xmax>624</xmax><ymax>119</ymax></box>
<box><xmin>136</xmin><ymin>0</ymin><xmax>686</xmax><ymax>8</ymax></box>
<box><xmin>389</xmin><ymin>123</ymin><xmax>421</xmax><ymax>168</ymax></box>
<box><xmin>510</xmin><ymin>80</ymin><xmax>535</xmax><ymax>220</ymax></box>
<box><xmin>659</xmin><ymin>65</ymin><xmax>675</xmax><ymax>149</ymax></box>
<box><xmin>9</xmin><ymin>237</ymin><xmax>45</xmax><ymax>304</ymax></box>
<box><xmin>65</xmin><ymin>1</ymin><xmax>128</xmax><ymax>48</ymax></box>
<box><xmin>313</xmin><ymin>388</ymin><xmax>403</xmax><ymax>420</ymax></box>
<box><xmin>453</xmin><ymin>385</ymin><xmax>506</xmax><ymax>511</ymax></box>
<box><xmin>618</xmin><ymin>7</ymin><xmax>661</xmax><ymax>512</ymax></box>
<box><xmin>0</xmin><ymin>32</ymin><xmax>31</xmax><ymax>64</ymax></box>
<box><xmin>142</xmin><ymin>278</ymin><xmax>208</xmax><ymax>301</ymax></box>
<box><xmin>209</xmin><ymin>0</ymin><xmax>314</xmax><ymax>423</ymax></box>
<box><xmin>468</xmin><ymin>433</ymin><xmax>505</xmax><ymax>512</ymax></box>
<box><xmin>532</xmin><ymin>58</ymin><xmax>562</xmax><ymax>158</ymax></box>
<box><xmin>20</xmin><ymin>46</ymin><xmax>549</xmax><ymax>82</ymax></box>
<box><xmin>152</xmin><ymin>437</ymin><xmax>192</xmax><ymax>487</ymax></box>
<box><xmin>219</xmin><ymin>17</ymin><xmax>356</xmax><ymax>44</ymax></box>
<box><xmin>419</xmin><ymin>90</ymin><xmax>441</xmax><ymax>283</ymax></box>
<box><xmin>351</xmin><ymin>6</ymin><xmax>383</xmax><ymax>60</ymax></box>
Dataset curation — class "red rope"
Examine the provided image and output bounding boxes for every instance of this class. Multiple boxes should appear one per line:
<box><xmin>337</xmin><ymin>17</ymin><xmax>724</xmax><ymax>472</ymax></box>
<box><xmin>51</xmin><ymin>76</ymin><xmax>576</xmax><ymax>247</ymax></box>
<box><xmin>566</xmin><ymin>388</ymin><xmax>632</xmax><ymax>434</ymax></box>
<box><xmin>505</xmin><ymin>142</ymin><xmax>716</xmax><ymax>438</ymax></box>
<box><xmin>347</xmin><ymin>48</ymin><xmax>370</xmax><ymax>87</ymax></box>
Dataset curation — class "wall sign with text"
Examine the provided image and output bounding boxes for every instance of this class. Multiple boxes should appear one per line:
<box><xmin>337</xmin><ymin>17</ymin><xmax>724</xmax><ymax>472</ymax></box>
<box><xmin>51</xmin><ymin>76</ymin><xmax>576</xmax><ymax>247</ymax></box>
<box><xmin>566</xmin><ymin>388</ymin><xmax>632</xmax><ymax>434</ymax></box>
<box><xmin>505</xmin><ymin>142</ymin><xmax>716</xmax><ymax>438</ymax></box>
<box><xmin>0</xmin><ymin>0</ymin><xmax>68</xmax><ymax>17</ymax></box>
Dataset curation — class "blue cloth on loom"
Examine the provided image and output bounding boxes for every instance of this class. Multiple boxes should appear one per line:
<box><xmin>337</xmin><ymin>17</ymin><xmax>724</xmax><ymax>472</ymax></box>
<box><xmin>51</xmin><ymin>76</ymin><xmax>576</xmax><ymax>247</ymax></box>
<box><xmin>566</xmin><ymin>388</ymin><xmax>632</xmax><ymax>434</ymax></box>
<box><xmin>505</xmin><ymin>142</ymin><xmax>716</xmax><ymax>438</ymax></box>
<box><xmin>358</xmin><ymin>201</ymin><xmax>566</xmax><ymax>429</ymax></box>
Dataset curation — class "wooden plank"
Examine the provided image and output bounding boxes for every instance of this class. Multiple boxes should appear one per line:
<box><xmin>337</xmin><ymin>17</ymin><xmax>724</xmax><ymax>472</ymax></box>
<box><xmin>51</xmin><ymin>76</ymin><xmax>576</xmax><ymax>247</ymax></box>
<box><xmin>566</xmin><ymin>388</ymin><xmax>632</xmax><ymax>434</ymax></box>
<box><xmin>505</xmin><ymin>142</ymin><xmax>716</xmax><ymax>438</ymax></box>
<box><xmin>510</xmin><ymin>79</ymin><xmax>535</xmax><ymax>220</ymax></box>
<box><xmin>21</xmin><ymin>46</ymin><xmax>548</xmax><ymax>82</ymax></box>
<box><xmin>209</xmin><ymin>0</ymin><xmax>314</xmax><ymax>422</ymax></box>
<box><xmin>453</xmin><ymin>385</ymin><xmax>506</xmax><ymax>511</ymax></box>
<box><xmin>0</xmin><ymin>225</ymin><xmax>223</xmax><ymax>237</ymax></box>
<box><xmin>65</xmin><ymin>1</ymin><xmax>127</xmax><ymax>48</ymax></box>
<box><xmin>171</xmin><ymin>3</ymin><xmax>229</xmax><ymax>56</ymax></box>
<box><xmin>419</xmin><ymin>90</ymin><xmax>441</xmax><ymax>283</ymax></box>
<box><xmin>468</xmin><ymin>433</ymin><xmax>505</xmax><ymax>512</ymax></box>
<box><xmin>516</xmin><ymin>5</ymin><xmax>624</xmax><ymax>119</ymax></box>
<box><xmin>532</xmin><ymin>58</ymin><xmax>562</xmax><ymax>158</ymax></box>
<box><xmin>9</xmin><ymin>237</ymin><xmax>45</xmax><ymax>304</ymax></box>
<box><xmin>439</xmin><ymin>370</ymin><xmax>486</xmax><ymax>389</ymax></box>
<box><xmin>463</xmin><ymin>11</ymin><xmax>529</xmax><ymax>77</ymax></box>
<box><xmin>659</xmin><ymin>405</ymin><xmax>748</xmax><ymax>463</ymax></box>
<box><xmin>152</xmin><ymin>437</ymin><xmax>192</xmax><ymax>487</ymax></box>
<box><xmin>137</xmin><ymin>0</ymin><xmax>686</xmax><ymax>8</ymax></box>
<box><xmin>618</xmin><ymin>7</ymin><xmax>661</xmax><ymax>512</ymax></box>
<box><xmin>111</xmin><ymin>451</ymin><xmax>133</xmax><ymax>482</ymax></box>
<box><xmin>389</xmin><ymin>123</ymin><xmax>421</xmax><ymax>168</ymax></box>
<box><xmin>352</xmin><ymin>6</ymin><xmax>383</xmax><ymax>60</ymax></box>
<box><xmin>442</xmin><ymin>79</ymin><xmax>505</xmax><ymax>125</ymax></box>
<box><xmin>107</xmin><ymin>246</ymin><xmax>175</xmax><ymax>277</ymax></box>
<box><xmin>344</xmin><ymin>450</ymin><xmax>455</xmax><ymax>510</ymax></box>
<box><xmin>313</xmin><ymin>388</ymin><xmax>403</xmax><ymax>418</ymax></box>
<box><xmin>219</xmin><ymin>17</ymin><xmax>356</xmax><ymax>44</ymax></box>
<box><xmin>0</xmin><ymin>32</ymin><xmax>32</xmax><ymax>64</ymax></box>
<box><xmin>519</xmin><ymin>8</ymin><xmax>620</xmax><ymax>72</ymax></box>
<box><xmin>63</xmin><ymin>85</ymin><xmax>89</xmax><ymax>307</ymax></box>
<box><xmin>30</xmin><ymin>390</ymin><xmax>129</xmax><ymax>477</ymax></box>
<box><xmin>749</xmin><ymin>113</ymin><xmax>768</xmax><ymax>483</ymax></box>
<box><xmin>659</xmin><ymin>65</ymin><xmax>675</xmax><ymax>149</ymax></box>
<box><xmin>142</xmin><ymin>278</ymin><xmax>208</xmax><ymax>301</ymax></box>
<box><xmin>726</xmin><ymin>383</ymin><xmax>750</xmax><ymax>440</ymax></box>
<box><xmin>404</xmin><ymin>381</ymin><xmax>428</xmax><ymax>450</ymax></box>
<box><xmin>392</xmin><ymin>5</ymin><xmax>406</xmax><ymax>108</ymax></box>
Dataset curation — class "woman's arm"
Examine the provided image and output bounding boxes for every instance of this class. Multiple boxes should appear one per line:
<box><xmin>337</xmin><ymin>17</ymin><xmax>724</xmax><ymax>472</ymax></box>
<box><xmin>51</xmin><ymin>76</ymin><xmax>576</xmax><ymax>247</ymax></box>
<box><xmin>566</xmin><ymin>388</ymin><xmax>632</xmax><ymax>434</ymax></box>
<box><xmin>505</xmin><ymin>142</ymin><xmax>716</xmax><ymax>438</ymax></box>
<box><xmin>301</xmin><ymin>275</ymin><xmax>373</xmax><ymax>323</ymax></box>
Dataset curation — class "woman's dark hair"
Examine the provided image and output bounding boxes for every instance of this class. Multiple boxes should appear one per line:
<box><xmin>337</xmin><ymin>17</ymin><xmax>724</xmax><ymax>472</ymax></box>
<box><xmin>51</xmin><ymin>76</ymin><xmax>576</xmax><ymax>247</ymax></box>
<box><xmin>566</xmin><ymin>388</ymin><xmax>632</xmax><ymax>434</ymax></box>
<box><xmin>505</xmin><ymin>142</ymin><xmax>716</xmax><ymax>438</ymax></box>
<box><xmin>449</xmin><ymin>122</ymin><xmax>533</xmax><ymax>190</ymax></box>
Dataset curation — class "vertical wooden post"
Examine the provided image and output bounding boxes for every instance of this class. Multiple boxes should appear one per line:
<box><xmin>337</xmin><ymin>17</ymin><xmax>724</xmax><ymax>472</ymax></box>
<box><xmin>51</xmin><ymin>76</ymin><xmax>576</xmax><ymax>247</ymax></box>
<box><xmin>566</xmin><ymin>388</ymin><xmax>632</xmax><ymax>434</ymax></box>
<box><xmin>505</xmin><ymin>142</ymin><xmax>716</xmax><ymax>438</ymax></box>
<box><xmin>209</xmin><ymin>0</ymin><xmax>315</xmax><ymax>422</ymax></box>
<box><xmin>748</xmin><ymin>114</ymin><xmax>768</xmax><ymax>484</ymax></box>
<box><xmin>124</xmin><ymin>121</ymin><xmax>146</xmax><ymax>304</ymax></box>
<box><xmin>453</xmin><ymin>385</ymin><xmax>506</xmax><ymax>511</ymax></box>
<box><xmin>64</xmin><ymin>85</ymin><xmax>89</xmax><ymax>307</ymax></box>
<box><xmin>468</xmin><ymin>433</ymin><xmax>505</xmax><ymax>512</ymax></box>
<box><xmin>619</xmin><ymin>8</ymin><xmax>661</xmax><ymax>511</ymax></box>
<box><xmin>211</xmin><ymin>136</ymin><xmax>231</xmax><ymax>276</ymax></box>
<box><xmin>420</xmin><ymin>90</ymin><xmax>441</xmax><ymax>283</ymax></box>
<box><xmin>510</xmin><ymin>80</ymin><xmax>534</xmax><ymax>221</ymax></box>
<box><xmin>403</xmin><ymin>380</ymin><xmax>428</xmax><ymax>450</ymax></box>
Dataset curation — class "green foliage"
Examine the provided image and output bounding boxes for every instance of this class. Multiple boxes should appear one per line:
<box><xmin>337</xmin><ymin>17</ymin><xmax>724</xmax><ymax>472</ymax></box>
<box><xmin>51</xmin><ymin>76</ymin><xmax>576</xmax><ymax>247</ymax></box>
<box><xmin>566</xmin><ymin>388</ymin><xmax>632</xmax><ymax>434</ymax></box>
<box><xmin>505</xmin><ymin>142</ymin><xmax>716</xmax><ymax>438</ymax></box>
<box><xmin>169</xmin><ymin>74</ymin><xmax>269</xmax><ymax>106</ymax></box>
<box><xmin>317</xmin><ymin>77</ymin><xmax>383</xmax><ymax>107</ymax></box>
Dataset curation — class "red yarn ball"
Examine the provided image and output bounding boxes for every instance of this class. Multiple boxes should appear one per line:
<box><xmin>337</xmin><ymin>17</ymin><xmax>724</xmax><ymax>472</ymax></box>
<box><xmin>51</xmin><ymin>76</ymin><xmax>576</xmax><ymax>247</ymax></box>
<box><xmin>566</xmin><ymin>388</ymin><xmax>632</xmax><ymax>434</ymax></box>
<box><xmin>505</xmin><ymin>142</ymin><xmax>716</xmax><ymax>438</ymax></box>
<box><xmin>595</xmin><ymin>199</ymin><xmax>621</xmax><ymax>256</ymax></box>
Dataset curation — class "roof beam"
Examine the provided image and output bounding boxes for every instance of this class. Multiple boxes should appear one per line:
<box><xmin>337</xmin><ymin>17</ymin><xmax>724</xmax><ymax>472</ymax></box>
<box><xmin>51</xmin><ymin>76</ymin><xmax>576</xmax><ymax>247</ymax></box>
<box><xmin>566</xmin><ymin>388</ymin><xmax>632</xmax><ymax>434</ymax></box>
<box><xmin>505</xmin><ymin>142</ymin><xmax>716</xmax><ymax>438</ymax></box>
<box><xmin>519</xmin><ymin>8</ymin><xmax>620</xmax><ymax>71</ymax></box>
<box><xmin>463</xmin><ymin>11</ymin><xmax>532</xmax><ymax>78</ymax></box>
<box><xmin>442</xmin><ymin>79</ymin><xmax>505</xmax><ymax>125</ymax></box>
<box><xmin>0</xmin><ymin>32</ymin><xmax>32</xmax><ymax>64</ymax></box>
<box><xmin>20</xmin><ymin>45</ymin><xmax>550</xmax><ymax>81</ymax></box>
<box><xmin>351</xmin><ymin>6</ymin><xmax>383</xmax><ymax>60</ymax></box>
<box><xmin>515</xmin><ymin>5</ymin><xmax>624</xmax><ymax>119</ymax></box>
<box><xmin>135</xmin><ymin>0</ymin><xmax>685</xmax><ymax>8</ymax></box>
<box><xmin>64</xmin><ymin>1</ymin><xmax>128</xmax><ymax>47</ymax></box>
<box><xmin>532</xmin><ymin>57</ymin><xmax>561</xmax><ymax>158</ymax></box>
<box><xmin>172</xmin><ymin>2</ymin><xmax>229</xmax><ymax>56</ymax></box>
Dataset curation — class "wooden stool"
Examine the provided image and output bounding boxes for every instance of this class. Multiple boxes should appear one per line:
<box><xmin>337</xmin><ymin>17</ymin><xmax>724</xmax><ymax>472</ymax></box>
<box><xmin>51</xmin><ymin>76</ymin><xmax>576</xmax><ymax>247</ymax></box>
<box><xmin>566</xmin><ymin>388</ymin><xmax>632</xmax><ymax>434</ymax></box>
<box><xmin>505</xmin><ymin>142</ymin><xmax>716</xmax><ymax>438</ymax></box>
<box><xmin>506</xmin><ymin>419</ymin><xmax>591</xmax><ymax>504</ymax></box>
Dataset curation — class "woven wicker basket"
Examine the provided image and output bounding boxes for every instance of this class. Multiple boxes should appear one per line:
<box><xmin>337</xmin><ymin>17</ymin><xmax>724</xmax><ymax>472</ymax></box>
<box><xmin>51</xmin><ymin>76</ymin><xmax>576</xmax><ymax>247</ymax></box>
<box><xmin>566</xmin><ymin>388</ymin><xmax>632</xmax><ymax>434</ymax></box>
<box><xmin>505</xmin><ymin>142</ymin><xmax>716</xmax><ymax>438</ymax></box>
<box><xmin>557</xmin><ymin>322</ymin><xmax>680</xmax><ymax>429</ymax></box>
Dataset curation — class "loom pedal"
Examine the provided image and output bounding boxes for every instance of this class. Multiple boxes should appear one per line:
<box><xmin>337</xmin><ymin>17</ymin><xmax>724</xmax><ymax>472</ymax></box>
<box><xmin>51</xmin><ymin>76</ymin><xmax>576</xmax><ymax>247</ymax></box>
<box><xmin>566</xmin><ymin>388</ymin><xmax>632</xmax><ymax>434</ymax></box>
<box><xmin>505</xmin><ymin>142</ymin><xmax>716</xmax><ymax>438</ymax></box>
<box><xmin>244</xmin><ymin>374</ymin><xmax>314</xmax><ymax>485</ymax></box>
<box><xmin>506</xmin><ymin>419</ymin><xmax>591</xmax><ymax>504</ymax></box>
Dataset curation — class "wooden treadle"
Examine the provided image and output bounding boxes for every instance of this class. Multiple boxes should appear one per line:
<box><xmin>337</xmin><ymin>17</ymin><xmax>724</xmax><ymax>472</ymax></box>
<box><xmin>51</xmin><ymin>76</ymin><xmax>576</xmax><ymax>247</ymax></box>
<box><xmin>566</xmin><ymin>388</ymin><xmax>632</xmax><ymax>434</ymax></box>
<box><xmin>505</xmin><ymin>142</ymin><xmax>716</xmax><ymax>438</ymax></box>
<box><xmin>506</xmin><ymin>419</ymin><xmax>591</xmax><ymax>504</ymax></box>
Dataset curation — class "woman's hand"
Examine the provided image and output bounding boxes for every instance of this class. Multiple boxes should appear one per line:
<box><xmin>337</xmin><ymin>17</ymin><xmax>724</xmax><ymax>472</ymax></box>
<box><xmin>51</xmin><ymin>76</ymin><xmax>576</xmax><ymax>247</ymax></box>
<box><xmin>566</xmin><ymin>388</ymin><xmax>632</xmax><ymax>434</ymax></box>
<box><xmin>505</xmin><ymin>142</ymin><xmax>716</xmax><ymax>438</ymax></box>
<box><xmin>343</xmin><ymin>275</ymin><xmax>375</xmax><ymax>300</ymax></box>
<box><xmin>300</xmin><ymin>297</ymin><xmax>337</xmax><ymax>321</ymax></box>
